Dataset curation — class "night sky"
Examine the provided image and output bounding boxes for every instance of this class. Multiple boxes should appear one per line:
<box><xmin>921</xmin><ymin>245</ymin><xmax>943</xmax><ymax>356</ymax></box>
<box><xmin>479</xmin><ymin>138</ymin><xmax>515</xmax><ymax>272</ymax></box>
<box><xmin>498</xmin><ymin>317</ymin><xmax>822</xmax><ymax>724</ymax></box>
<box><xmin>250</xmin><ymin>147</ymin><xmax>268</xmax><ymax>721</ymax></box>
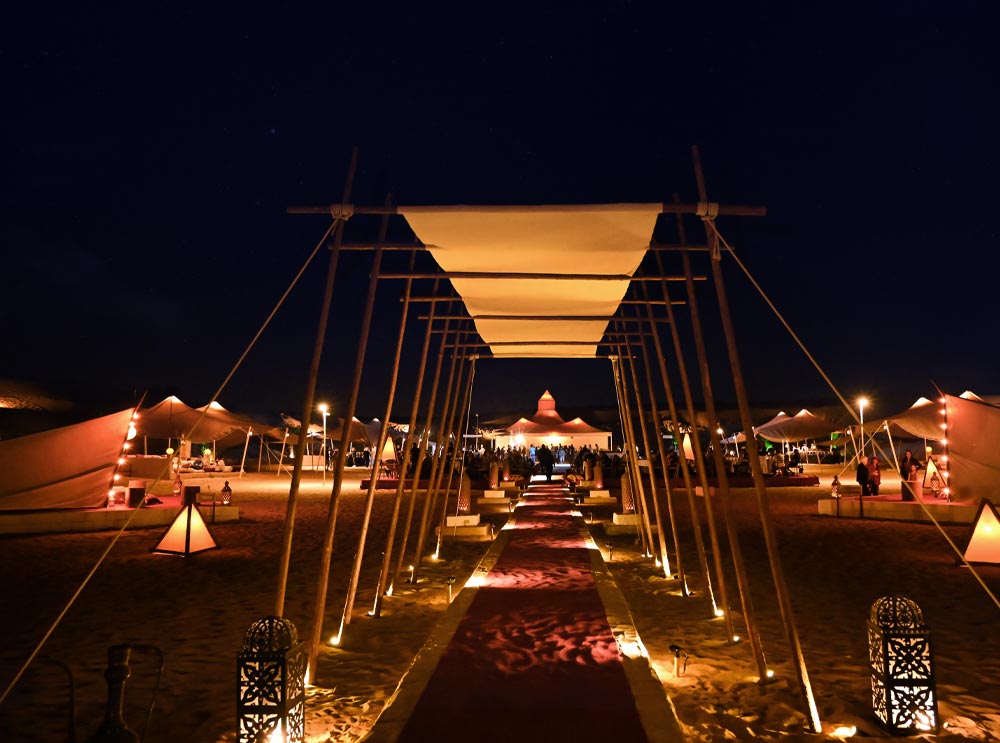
<box><xmin>1</xmin><ymin>3</ymin><xmax>995</xmax><ymax>433</ymax></box>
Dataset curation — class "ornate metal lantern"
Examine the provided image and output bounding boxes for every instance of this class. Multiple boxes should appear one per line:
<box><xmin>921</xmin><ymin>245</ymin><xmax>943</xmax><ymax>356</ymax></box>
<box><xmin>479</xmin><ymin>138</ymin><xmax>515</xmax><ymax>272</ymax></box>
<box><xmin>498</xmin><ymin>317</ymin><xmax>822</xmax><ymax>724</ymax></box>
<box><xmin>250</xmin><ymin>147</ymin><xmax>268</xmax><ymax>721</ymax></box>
<box><xmin>867</xmin><ymin>596</ymin><xmax>938</xmax><ymax>734</ymax></box>
<box><xmin>237</xmin><ymin>616</ymin><xmax>306</xmax><ymax>743</ymax></box>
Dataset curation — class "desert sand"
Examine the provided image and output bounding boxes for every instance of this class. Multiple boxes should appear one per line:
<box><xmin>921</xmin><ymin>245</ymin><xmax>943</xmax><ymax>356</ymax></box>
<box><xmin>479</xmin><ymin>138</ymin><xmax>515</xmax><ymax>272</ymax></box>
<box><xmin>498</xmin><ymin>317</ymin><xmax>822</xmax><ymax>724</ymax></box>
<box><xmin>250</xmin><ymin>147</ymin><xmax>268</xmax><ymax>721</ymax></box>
<box><xmin>0</xmin><ymin>464</ymin><xmax>998</xmax><ymax>742</ymax></box>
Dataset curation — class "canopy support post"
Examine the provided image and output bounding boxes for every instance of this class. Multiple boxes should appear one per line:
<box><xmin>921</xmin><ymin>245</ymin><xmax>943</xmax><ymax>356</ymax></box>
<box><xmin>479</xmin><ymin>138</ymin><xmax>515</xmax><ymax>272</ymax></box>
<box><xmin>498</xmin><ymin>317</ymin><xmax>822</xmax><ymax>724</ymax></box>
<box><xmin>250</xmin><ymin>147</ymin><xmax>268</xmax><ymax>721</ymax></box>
<box><xmin>644</xmin><ymin>273</ymin><xmax>718</xmax><ymax>607</ymax></box>
<box><xmin>337</xmin><ymin>195</ymin><xmax>399</xmax><ymax>643</ymax></box>
<box><xmin>274</xmin><ymin>147</ymin><xmax>357</xmax><ymax>618</ymax></box>
<box><xmin>611</xmin><ymin>347</ymin><xmax>653</xmax><ymax>556</ymax></box>
<box><xmin>391</xmin><ymin>314</ymin><xmax>453</xmax><ymax>591</ymax></box>
<box><xmin>630</xmin><ymin>297</ymin><xmax>685</xmax><ymax>584</ymax></box>
<box><xmin>306</xmin><ymin>172</ymin><xmax>385</xmax><ymax>681</ymax></box>
<box><xmin>693</xmin><ymin>145</ymin><xmax>820</xmax><ymax>732</ymax></box>
<box><xmin>411</xmin><ymin>331</ymin><xmax>466</xmax><ymax>584</ymax></box>
<box><xmin>373</xmin><ymin>279</ymin><xmax>441</xmax><ymax>617</ymax></box>
<box><xmin>435</xmin><ymin>355</ymin><xmax>478</xmax><ymax>558</ymax></box>
<box><xmin>680</xmin><ymin>241</ymin><xmax>765</xmax><ymax>671</ymax></box>
<box><xmin>619</xmin><ymin>321</ymin><xmax>670</xmax><ymax>575</ymax></box>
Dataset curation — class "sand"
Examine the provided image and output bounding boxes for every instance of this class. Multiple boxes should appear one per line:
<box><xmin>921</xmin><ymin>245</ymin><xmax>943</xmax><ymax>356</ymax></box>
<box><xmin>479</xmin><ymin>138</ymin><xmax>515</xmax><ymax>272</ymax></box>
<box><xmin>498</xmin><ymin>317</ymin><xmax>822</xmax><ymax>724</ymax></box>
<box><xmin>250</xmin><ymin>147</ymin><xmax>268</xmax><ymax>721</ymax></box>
<box><xmin>0</xmin><ymin>465</ymin><xmax>998</xmax><ymax>741</ymax></box>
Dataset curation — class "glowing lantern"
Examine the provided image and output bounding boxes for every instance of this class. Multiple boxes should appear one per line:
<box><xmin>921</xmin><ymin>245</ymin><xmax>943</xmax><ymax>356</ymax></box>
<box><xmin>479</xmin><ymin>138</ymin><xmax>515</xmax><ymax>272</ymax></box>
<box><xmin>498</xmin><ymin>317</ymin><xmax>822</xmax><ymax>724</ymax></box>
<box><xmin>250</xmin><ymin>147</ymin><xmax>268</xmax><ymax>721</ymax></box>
<box><xmin>962</xmin><ymin>499</ymin><xmax>1000</xmax><ymax>566</ymax></box>
<box><xmin>867</xmin><ymin>595</ymin><xmax>938</xmax><ymax>734</ymax></box>
<box><xmin>237</xmin><ymin>616</ymin><xmax>305</xmax><ymax>743</ymax></box>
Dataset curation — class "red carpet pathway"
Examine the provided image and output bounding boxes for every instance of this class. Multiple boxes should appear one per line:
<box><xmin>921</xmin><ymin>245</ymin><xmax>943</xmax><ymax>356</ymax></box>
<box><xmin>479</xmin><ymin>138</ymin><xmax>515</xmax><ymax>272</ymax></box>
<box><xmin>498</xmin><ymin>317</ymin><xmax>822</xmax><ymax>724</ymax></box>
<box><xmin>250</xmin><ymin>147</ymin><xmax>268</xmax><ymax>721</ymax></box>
<box><xmin>388</xmin><ymin>480</ymin><xmax>655</xmax><ymax>743</ymax></box>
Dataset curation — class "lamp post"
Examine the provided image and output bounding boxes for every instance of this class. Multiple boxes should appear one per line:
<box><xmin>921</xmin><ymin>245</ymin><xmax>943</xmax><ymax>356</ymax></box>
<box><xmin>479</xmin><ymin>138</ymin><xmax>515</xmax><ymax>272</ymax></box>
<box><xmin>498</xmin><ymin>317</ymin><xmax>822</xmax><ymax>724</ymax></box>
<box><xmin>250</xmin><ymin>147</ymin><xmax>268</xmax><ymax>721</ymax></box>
<box><xmin>858</xmin><ymin>397</ymin><xmax>868</xmax><ymax>518</ymax></box>
<box><xmin>318</xmin><ymin>404</ymin><xmax>329</xmax><ymax>485</ymax></box>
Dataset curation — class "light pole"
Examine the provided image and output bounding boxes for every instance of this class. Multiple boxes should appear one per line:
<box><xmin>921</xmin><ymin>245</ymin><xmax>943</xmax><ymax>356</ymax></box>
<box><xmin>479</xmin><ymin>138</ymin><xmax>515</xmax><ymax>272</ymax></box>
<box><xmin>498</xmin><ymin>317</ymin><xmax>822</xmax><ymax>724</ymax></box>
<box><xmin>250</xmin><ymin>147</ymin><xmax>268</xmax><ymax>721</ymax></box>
<box><xmin>319</xmin><ymin>403</ymin><xmax>329</xmax><ymax>484</ymax></box>
<box><xmin>858</xmin><ymin>398</ymin><xmax>868</xmax><ymax>457</ymax></box>
<box><xmin>858</xmin><ymin>397</ymin><xmax>868</xmax><ymax>518</ymax></box>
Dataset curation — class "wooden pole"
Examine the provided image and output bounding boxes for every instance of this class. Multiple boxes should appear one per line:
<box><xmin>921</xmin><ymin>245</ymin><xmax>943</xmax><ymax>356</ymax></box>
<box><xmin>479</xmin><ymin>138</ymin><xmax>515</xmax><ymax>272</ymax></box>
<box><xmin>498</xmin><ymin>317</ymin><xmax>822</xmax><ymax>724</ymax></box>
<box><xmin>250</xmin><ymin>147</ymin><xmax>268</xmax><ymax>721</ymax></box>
<box><xmin>411</xmin><ymin>333</ymin><xmax>466</xmax><ymax>584</ymax></box>
<box><xmin>619</xmin><ymin>323</ymin><xmax>672</xmax><ymax>577</ymax></box>
<box><xmin>631</xmin><ymin>299</ymin><xmax>686</xmax><ymax>586</ymax></box>
<box><xmin>273</xmin><ymin>148</ymin><xmax>358</xmax><ymax>617</ymax></box>
<box><xmin>435</xmin><ymin>355</ymin><xmax>477</xmax><ymax>557</ymax></box>
<box><xmin>276</xmin><ymin>430</ymin><xmax>289</xmax><ymax>478</ymax></box>
<box><xmin>650</xmin><ymin>248</ymin><xmax>723</xmax><ymax>616</ymax></box>
<box><xmin>305</xmin><ymin>180</ymin><xmax>386</xmax><ymax>681</ymax></box>
<box><xmin>680</xmin><ymin>247</ymin><xmax>767</xmax><ymax>674</ymax></box>
<box><xmin>611</xmin><ymin>348</ymin><xmax>653</xmax><ymax>556</ymax></box>
<box><xmin>608</xmin><ymin>355</ymin><xmax>644</xmax><ymax>551</ymax></box>
<box><xmin>336</xmin><ymin>197</ymin><xmax>400</xmax><ymax>641</ymax></box>
<box><xmin>239</xmin><ymin>427</ymin><xmax>252</xmax><ymax>479</ymax></box>
<box><xmin>692</xmin><ymin>145</ymin><xmax>820</xmax><ymax>730</ymax></box>
<box><xmin>372</xmin><ymin>279</ymin><xmax>440</xmax><ymax>617</ymax></box>
<box><xmin>390</xmin><ymin>316</ymin><xmax>453</xmax><ymax>592</ymax></box>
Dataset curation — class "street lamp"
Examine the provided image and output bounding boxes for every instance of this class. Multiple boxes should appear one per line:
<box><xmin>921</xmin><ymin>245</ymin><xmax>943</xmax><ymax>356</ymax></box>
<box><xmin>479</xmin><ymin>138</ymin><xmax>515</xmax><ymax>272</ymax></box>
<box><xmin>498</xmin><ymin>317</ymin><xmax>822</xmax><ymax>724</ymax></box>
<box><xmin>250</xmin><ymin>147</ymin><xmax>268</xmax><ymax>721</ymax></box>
<box><xmin>858</xmin><ymin>397</ymin><xmax>868</xmax><ymax>518</ymax></box>
<box><xmin>857</xmin><ymin>397</ymin><xmax>868</xmax><ymax>457</ymax></box>
<box><xmin>318</xmin><ymin>404</ymin><xmax>329</xmax><ymax>485</ymax></box>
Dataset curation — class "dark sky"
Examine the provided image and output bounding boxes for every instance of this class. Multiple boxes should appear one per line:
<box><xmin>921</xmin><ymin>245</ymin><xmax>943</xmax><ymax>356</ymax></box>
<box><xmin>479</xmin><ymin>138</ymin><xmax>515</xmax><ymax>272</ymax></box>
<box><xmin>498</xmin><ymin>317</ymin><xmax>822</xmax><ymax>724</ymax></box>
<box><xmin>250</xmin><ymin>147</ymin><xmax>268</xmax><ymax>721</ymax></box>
<box><xmin>1</xmin><ymin>2</ymin><xmax>995</xmax><ymax>431</ymax></box>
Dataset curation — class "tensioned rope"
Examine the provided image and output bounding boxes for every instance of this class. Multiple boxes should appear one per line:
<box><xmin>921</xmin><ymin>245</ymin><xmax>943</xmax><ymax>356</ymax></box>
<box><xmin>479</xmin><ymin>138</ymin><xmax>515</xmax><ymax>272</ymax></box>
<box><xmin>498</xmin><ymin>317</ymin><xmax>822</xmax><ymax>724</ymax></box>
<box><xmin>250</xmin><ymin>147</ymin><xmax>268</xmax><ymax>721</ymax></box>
<box><xmin>0</xmin><ymin>218</ymin><xmax>342</xmax><ymax>707</ymax></box>
<box><xmin>702</xmin><ymin>217</ymin><xmax>1000</xmax><ymax>612</ymax></box>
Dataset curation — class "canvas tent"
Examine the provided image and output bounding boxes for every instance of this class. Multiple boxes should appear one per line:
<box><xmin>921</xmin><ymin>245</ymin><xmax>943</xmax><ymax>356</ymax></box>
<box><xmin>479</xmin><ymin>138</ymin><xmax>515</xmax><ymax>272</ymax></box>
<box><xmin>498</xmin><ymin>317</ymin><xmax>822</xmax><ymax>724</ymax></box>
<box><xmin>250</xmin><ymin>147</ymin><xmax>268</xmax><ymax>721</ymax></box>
<box><xmin>754</xmin><ymin>409</ymin><xmax>841</xmax><ymax>444</ymax></box>
<box><xmin>138</xmin><ymin>396</ymin><xmax>265</xmax><ymax>447</ymax></box>
<box><xmin>873</xmin><ymin>393</ymin><xmax>1000</xmax><ymax>501</ymax></box>
<box><xmin>0</xmin><ymin>409</ymin><xmax>134</xmax><ymax>510</ymax></box>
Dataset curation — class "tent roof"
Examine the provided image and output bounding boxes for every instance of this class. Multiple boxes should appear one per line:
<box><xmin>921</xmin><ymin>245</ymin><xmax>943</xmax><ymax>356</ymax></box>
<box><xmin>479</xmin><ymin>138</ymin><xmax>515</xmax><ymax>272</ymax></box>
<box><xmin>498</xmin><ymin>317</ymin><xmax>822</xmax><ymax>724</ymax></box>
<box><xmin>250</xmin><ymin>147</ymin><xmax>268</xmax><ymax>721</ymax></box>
<box><xmin>400</xmin><ymin>204</ymin><xmax>660</xmax><ymax>358</ymax></box>
<box><xmin>755</xmin><ymin>408</ymin><xmax>841</xmax><ymax>443</ymax></box>
<box><xmin>137</xmin><ymin>396</ymin><xmax>267</xmax><ymax>444</ymax></box>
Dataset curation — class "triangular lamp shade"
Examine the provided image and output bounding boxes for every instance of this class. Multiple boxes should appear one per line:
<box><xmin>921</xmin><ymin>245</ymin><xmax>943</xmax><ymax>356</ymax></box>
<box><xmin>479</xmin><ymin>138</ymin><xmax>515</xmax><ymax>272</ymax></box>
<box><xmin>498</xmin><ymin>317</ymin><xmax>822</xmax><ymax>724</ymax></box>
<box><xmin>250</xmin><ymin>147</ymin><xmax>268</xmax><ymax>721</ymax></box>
<box><xmin>154</xmin><ymin>504</ymin><xmax>217</xmax><ymax>556</ymax></box>
<box><xmin>963</xmin><ymin>499</ymin><xmax>1000</xmax><ymax>566</ymax></box>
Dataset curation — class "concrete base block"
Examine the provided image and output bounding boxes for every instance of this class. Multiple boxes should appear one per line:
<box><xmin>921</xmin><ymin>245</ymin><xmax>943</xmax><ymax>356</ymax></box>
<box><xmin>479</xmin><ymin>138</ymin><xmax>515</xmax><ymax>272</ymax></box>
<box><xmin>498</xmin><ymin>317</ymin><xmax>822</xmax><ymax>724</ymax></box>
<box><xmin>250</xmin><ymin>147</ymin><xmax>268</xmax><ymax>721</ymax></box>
<box><xmin>435</xmin><ymin>524</ymin><xmax>493</xmax><ymax>541</ymax></box>
<box><xmin>446</xmin><ymin>514</ymin><xmax>480</xmax><ymax>527</ymax></box>
<box><xmin>613</xmin><ymin>512</ymin><xmax>641</xmax><ymax>525</ymax></box>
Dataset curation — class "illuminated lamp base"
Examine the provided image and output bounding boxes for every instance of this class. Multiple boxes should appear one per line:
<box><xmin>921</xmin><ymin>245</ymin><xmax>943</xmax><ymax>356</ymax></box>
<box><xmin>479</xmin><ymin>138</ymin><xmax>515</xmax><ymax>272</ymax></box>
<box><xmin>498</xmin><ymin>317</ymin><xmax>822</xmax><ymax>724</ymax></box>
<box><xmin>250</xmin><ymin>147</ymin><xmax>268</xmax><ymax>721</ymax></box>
<box><xmin>962</xmin><ymin>499</ymin><xmax>1000</xmax><ymax>565</ymax></box>
<box><xmin>153</xmin><ymin>504</ymin><xmax>217</xmax><ymax>555</ymax></box>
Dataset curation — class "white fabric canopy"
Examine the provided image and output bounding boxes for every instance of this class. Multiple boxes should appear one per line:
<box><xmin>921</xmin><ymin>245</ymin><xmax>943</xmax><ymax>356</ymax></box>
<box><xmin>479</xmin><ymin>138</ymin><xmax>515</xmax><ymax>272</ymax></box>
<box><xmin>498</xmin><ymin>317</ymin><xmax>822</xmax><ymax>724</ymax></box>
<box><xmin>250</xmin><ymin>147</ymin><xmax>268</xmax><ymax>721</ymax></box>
<box><xmin>400</xmin><ymin>204</ymin><xmax>661</xmax><ymax>357</ymax></box>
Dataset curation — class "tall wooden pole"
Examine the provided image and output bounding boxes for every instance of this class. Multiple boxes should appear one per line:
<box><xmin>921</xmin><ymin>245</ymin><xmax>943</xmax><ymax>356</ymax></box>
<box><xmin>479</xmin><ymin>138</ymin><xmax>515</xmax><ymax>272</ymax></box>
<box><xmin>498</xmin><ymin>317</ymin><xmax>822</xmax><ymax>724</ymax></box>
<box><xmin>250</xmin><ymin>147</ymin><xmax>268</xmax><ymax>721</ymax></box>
<box><xmin>423</xmin><ymin>346</ymin><xmax>468</xmax><ymax>545</ymax></box>
<box><xmin>305</xmin><ymin>190</ymin><xmax>385</xmax><ymax>683</ymax></box>
<box><xmin>611</xmin><ymin>344</ymin><xmax>653</xmax><ymax>556</ymax></box>
<box><xmin>435</xmin><ymin>355</ymin><xmax>477</xmax><ymax>558</ymax></box>
<box><xmin>681</xmin><ymin>247</ymin><xmax>767</xmax><ymax>675</ymax></box>
<box><xmin>274</xmin><ymin>148</ymin><xmax>358</xmax><ymax>617</ymax></box>
<box><xmin>390</xmin><ymin>315</ymin><xmax>453</xmax><ymax>592</ymax></box>
<box><xmin>335</xmin><ymin>198</ymin><xmax>402</xmax><ymax>642</ymax></box>
<box><xmin>372</xmin><ymin>280</ymin><xmax>439</xmax><ymax>617</ymax></box>
<box><xmin>609</xmin><ymin>355</ymin><xmax>639</xmax><ymax>549</ymax></box>
<box><xmin>691</xmin><ymin>146</ymin><xmax>820</xmax><ymax>730</ymax></box>
<box><xmin>649</xmin><ymin>247</ymin><xmax>721</xmax><ymax>616</ymax></box>
<box><xmin>620</xmin><ymin>323</ymin><xmax>672</xmax><ymax>577</ymax></box>
<box><xmin>630</xmin><ymin>300</ymin><xmax>685</xmax><ymax>585</ymax></box>
<box><xmin>411</xmin><ymin>333</ymin><xmax>466</xmax><ymax>584</ymax></box>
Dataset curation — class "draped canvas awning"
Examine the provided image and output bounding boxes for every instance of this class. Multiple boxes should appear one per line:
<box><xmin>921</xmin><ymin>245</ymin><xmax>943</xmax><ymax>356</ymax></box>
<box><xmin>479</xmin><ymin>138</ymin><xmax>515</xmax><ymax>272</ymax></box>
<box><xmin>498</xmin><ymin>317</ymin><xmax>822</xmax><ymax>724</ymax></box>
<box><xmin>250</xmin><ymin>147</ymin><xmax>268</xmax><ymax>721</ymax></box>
<box><xmin>399</xmin><ymin>204</ymin><xmax>662</xmax><ymax>357</ymax></box>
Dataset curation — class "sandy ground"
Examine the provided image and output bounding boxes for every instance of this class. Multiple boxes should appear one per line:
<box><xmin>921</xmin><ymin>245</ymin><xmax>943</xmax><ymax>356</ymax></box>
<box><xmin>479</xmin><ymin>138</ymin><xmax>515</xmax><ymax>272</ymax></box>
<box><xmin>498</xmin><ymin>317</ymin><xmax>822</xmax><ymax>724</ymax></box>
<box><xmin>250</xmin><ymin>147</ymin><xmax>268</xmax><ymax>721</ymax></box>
<box><xmin>0</xmin><ymin>465</ymin><xmax>998</xmax><ymax>742</ymax></box>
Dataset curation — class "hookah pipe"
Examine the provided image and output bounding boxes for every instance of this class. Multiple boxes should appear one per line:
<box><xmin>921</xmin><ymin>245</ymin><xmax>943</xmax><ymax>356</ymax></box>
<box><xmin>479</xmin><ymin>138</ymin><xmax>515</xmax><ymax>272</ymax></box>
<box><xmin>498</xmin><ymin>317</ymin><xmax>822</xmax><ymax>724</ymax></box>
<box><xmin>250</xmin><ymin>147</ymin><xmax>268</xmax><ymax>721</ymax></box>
<box><xmin>86</xmin><ymin>644</ymin><xmax>164</xmax><ymax>743</ymax></box>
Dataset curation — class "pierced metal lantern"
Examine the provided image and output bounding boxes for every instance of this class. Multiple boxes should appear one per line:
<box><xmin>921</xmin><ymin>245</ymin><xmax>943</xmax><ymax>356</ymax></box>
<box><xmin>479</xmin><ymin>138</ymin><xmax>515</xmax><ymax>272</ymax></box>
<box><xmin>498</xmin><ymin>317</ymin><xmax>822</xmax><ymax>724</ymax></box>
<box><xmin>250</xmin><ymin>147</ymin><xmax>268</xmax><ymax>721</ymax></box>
<box><xmin>237</xmin><ymin>616</ymin><xmax>306</xmax><ymax>743</ymax></box>
<box><xmin>867</xmin><ymin>596</ymin><xmax>939</xmax><ymax>734</ymax></box>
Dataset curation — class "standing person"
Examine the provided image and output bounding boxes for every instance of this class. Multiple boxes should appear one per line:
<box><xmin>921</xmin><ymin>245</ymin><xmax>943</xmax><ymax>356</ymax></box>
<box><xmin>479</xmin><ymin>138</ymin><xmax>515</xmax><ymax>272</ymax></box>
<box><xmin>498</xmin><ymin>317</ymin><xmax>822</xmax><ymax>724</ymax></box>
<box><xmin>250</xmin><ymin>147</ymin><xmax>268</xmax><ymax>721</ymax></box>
<box><xmin>857</xmin><ymin>455</ymin><xmax>871</xmax><ymax>497</ymax></box>
<box><xmin>899</xmin><ymin>449</ymin><xmax>920</xmax><ymax>477</ymax></box>
<box><xmin>869</xmin><ymin>455</ymin><xmax>882</xmax><ymax>495</ymax></box>
<box><xmin>537</xmin><ymin>444</ymin><xmax>555</xmax><ymax>482</ymax></box>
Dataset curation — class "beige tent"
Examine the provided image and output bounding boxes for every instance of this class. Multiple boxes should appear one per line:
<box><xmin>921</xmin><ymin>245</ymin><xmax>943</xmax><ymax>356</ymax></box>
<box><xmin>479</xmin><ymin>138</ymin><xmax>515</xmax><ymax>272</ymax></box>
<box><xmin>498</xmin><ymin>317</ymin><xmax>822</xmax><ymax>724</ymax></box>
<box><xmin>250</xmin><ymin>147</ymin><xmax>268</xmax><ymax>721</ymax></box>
<box><xmin>0</xmin><ymin>409</ymin><xmax>134</xmax><ymax>510</ymax></box>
